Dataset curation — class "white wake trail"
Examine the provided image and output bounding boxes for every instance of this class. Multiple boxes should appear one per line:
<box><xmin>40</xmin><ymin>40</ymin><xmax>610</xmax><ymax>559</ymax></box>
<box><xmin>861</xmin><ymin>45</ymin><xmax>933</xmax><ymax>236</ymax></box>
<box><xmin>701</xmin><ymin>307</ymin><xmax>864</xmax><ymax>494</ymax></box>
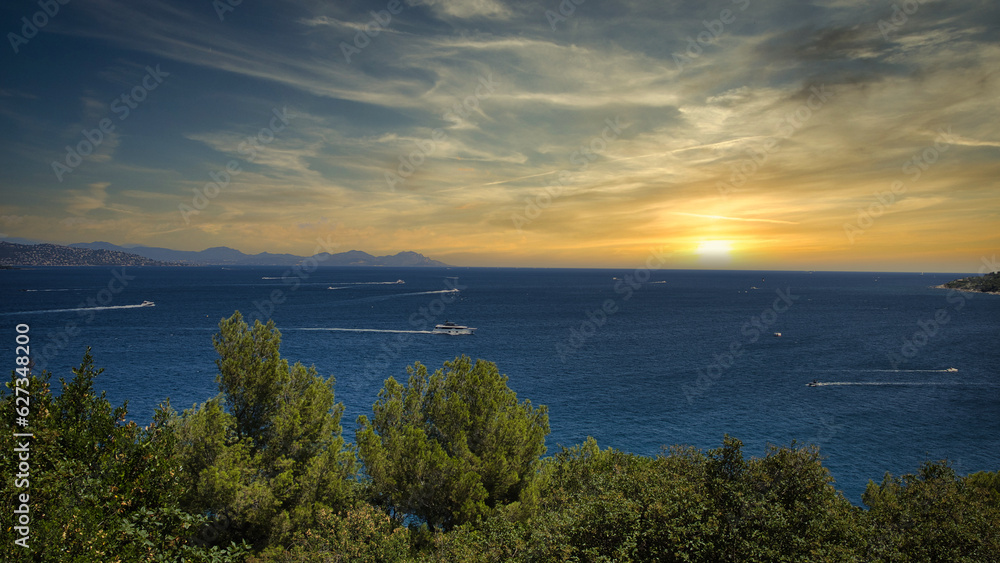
<box><xmin>1</xmin><ymin>303</ymin><xmax>154</xmax><ymax>316</ymax></box>
<box><xmin>289</xmin><ymin>328</ymin><xmax>435</xmax><ymax>334</ymax></box>
<box><xmin>809</xmin><ymin>381</ymin><xmax>984</xmax><ymax>387</ymax></box>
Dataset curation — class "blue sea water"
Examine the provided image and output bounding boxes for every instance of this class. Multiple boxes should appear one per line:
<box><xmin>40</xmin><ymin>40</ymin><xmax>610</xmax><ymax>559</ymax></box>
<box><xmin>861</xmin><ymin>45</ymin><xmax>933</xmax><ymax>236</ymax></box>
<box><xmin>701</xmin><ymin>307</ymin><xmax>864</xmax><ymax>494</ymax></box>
<box><xmin>3</xmin><ymin>266</ymin><xmax>998</xmax><ymax>503</ymax></box>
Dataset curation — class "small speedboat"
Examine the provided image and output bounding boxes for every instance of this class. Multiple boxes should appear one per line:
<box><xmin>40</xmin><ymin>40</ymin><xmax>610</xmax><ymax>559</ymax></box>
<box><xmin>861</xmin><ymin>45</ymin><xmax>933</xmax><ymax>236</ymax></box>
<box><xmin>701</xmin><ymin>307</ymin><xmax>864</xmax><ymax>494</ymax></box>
<box><xmin>433</xmin><ymin>321</ymin><xmax>476</xmax><ymax>335</ymax></box>
<box><xmin>139</xmin><ymin>300</ymin><xmax>155</xmax><ymax>307</ymax></box>
<box><xmin>946</xmin><ymin>367</ymin><xmax>958</xmax><ymax>372</ymax></box>
<box><xmin>806</xmin><ymin>379</ymin><xmax>820</xmax><ymax>387</ymax></box>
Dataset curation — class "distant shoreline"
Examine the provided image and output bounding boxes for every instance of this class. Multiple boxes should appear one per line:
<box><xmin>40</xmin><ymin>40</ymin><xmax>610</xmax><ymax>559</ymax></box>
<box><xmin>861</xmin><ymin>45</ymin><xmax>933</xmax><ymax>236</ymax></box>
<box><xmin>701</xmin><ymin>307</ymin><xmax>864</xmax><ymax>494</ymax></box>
<box><xmin>933</xmin><ymin>284</ymin><xmax>1000</xmax><ymax>296</ymax></box>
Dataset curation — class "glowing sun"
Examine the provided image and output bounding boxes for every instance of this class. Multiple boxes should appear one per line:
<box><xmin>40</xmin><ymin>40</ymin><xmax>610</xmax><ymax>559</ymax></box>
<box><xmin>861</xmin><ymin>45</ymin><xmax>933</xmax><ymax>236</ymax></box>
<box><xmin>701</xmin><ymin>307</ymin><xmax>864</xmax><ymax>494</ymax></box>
<box><xmin>695</xmin><ymin>240</ymin><xmax>734</xmax><ymax>261</ymax></box>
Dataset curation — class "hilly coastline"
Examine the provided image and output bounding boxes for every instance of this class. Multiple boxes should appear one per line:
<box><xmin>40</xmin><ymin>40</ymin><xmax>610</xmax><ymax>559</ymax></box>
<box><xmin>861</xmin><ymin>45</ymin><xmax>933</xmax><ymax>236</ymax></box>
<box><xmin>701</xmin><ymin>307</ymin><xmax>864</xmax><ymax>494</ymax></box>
<box><xmin>0</xmin><ymin>241</ymin><xmax>172</xmax><ymax>267</ymax></box>
<box><xmin>0</xmin><ymin>240</ymin><xmax>450</xmax><ymax>267</ymax></box>
<box><xmin>937</xmin><ymin>271</ymin><xmax>1000</xmax><ymax>295</ymax></box>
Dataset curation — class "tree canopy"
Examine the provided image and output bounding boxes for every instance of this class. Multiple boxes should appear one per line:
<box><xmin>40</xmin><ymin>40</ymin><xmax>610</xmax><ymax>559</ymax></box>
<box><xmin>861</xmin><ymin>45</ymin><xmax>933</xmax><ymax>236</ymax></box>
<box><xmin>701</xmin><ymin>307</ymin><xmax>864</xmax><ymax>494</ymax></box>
<box><xmin>4</xmin><ymin>312</ymin><xmax>998</xmax><ymax>562</ymax></box>
<box><xmin>0</xmin><ymin>350</ymin><xmax>249</xmax><ymax>562</ymax></box>
<box><xmin>168</xmin><ymin>311</ymin><xmax>356</xmax><ymax>548</ymax></box>
<box><xmin>356</xmin><ymin>355</ymin><xmax>550</xmax><ymax>530</ymax></box>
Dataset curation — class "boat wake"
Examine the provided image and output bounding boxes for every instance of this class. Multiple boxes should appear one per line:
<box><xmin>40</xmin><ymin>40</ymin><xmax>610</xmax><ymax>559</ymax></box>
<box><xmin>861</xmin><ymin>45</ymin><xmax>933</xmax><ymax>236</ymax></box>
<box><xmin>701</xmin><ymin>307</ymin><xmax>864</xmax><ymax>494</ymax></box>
<box><xmin>325</xmin><ymin>280</ymin><xmax>406</xmax><ymax>285</ymax></box>
<box><xmin>871</xmin><ymin>369</ymin><xmax>958</xmax><ymax>373</ymax></box>
<box><xmin>390</xmin><ymin>289</ymin><xmax>458</xmax><ymax>297</ymax></box>
<box><xmin>289</xmin><ymin>328</ymin><xmax>435</xmax><ymax>334</ymax></box>
<box><xmin>349</xmin><ymin>289</ymin><xmax>460</xmax><ymax>303</ymax></box>
<box><xmin>809</xmin><ymin>381</ymin><xmax>984</xmax><ymax>387</ymax></box>
<box><xmin>812</xmin><ymin>368</ymin><xmax>958</xmax><ymax>373</ymax></box>
<box><xmin>1</xmin><ymin>303</ymin><xmax>155</xmax><ymax>316</ymax></box>
<box><xmin>23</xmin><ymin>288</ymin><xmax>73</xmax><ymax>292</ymax></box>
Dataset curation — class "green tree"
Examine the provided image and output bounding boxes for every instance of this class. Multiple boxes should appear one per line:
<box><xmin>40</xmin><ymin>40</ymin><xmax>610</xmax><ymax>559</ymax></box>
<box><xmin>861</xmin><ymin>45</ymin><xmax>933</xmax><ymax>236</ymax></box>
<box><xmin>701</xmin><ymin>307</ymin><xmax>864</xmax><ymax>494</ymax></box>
<box><xmin>862</xmin><ymin>461</ymin><xmax>1000</xmax><ymax>561</ymax></box>
<box><xmin>356</xmin><ymin>355</ymin><xmax>550</xmax><ymax>530</ymax></box>
<box><xmin>429</xmin><ymin>436</ymin><xmax>861</xmax><ymax>562</ymax></box>
<box><xmin>247</xmin><ymin>503</ymin><xmax>413</xmax><ymax>563</ymax></box>
<box><xmin>0</xmin><ymin>350</ymin><xmax>249</xmax><ymax>562</ymax></box>
<box><xmin>966</xmin><ymin>469</ymin><xmax>1000</xmax><ymax>496</ymax></box>
<box><xmin>170</xmin><ymin>311</ymin><xmax>356</xmax><ymax>549</ymax></box>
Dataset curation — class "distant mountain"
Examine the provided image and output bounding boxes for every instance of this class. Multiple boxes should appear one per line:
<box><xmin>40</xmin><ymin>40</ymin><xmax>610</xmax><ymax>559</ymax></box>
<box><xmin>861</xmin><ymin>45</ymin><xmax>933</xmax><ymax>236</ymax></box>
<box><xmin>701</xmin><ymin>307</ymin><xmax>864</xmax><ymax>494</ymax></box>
<box><xmin>0</xmin><ymin>241</ymin><xmax>173</xmax><ymax>267</ymax></box>
<box><xmin>67</xmin><ymin>241</ymin><xmax>450</xmax><ymax>267</ymax></box>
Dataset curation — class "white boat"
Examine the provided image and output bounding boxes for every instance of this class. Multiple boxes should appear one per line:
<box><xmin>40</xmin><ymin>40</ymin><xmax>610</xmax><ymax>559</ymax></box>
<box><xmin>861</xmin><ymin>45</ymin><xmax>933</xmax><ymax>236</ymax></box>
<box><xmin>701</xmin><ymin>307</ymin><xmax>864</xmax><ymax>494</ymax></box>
<box><xmin>946</xmin><ymin>367</ymin><xmax>958</xmax><ymax>372</ymax></box>
<box><xmin>139</xmin><ymin>300</ymin><xmax>155</xmax><ymax>307</ymax></box>
<box><xmin>395</xmin><ymin>279</ymin><xmax>405</xmax><ymax>284</ymax></box>
<box><xmin>433</xmin><ymin>321</ymin><xmax>476</xmax><ymax>335</ymax></box>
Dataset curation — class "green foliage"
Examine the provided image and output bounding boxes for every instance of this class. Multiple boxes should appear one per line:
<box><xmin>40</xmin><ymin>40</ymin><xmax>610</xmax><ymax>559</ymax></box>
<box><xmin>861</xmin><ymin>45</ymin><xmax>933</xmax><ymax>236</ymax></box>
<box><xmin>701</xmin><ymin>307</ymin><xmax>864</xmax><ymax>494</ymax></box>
<box><xmin>944</xmin><ymin>271</ymin><xmax>1000</xmax><ymax>293</ymax></box>
<box><xmin>427</xmin><ymin>436</ymin><xmax>862</xmax><ymax>562</ymax></box>
<box><xmin>966</xmin><ymin>469</ymin><xmax>1000</xmax><ymax>496</ymax></box>
<box><xmin>5</xmin><ymin>327</ymin><xmax>998</xmax><ymax>562</ymax></box>
<box><xmin>169</xmin><ymin>311</ymin><xmax>357</xmax><ymax>549</ymax></box>
<box><xmin>247</xmin><ymin>504</ymin><xmax>412</xmax><ymax>563</ymax></box>
<box><xmin>356</xmin><ymin>355</ymin><xmax>550</xmax><ymax>530</ymax></box>
<box><xmin>0</xmin><ymin>350</ymin><xmax>250</xmax><ymax>562</ymax></box>
<box><xmin>861</xmin><ymin>461</ymin><xmax>1000</xmax><ymax>562</ymax></box>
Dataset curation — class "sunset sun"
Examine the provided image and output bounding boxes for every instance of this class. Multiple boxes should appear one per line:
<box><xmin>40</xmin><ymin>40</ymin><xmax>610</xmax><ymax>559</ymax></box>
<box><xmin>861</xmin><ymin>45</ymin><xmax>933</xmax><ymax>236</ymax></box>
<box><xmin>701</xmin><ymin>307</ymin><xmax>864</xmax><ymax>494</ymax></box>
<box><xmin>695</xmin><ymin>240</ymin><xmax>734</xmax><ymax>262</ymax></box>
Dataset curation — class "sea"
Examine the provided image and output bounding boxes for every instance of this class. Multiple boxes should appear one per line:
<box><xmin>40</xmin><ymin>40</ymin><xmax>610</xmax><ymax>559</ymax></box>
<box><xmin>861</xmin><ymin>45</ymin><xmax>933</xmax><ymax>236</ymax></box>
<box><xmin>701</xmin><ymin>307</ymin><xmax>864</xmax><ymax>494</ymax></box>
<box><xmin>3</xmin><ymin>266</ymin><xmax>998</xmax><ymax>504</ymax></box>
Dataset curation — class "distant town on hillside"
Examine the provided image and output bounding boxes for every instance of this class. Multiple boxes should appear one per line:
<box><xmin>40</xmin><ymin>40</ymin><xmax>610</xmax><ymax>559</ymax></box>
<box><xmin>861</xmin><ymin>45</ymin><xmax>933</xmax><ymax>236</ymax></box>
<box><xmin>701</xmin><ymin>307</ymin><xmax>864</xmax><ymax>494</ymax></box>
<box><xmin>0</xmin><ymin>240</ymin><xmax>451</xmax><ymax>267</ymax></box>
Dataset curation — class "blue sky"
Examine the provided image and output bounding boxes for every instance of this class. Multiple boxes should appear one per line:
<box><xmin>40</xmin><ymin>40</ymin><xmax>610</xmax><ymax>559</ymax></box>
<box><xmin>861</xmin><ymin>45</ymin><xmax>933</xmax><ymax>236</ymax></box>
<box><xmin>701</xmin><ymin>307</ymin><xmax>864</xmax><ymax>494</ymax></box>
<box><xmin>1</xmin><ymin>0</ymin><xmax>998</xmax><ymax>270</ymax></box>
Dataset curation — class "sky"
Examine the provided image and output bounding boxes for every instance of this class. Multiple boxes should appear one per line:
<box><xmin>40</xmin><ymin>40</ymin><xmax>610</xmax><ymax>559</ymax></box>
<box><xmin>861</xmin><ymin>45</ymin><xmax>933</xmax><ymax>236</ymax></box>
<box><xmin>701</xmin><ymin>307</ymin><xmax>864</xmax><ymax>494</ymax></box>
<box><xmin>0</xmin><ymin>0</ymin><xmax>997</xmax><ymax>271</ymax></box>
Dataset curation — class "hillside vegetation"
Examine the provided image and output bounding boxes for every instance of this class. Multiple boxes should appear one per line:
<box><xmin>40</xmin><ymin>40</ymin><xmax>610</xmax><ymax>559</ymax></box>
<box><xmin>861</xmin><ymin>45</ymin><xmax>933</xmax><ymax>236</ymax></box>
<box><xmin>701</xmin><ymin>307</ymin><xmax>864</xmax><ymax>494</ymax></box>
<box><xmin>942</xmin><ymin>271</ymin><xmax>1000</xmax><ymax>293</ymax></box>
<box><xmin>0</xmin><ymin>241</ymin><xmax>173</xmax><ymax>266</ymax></box>
<box><xmin>3</xmin><ymin>311</ymin><xmax>999</xmax><ymax>562</ymax></box>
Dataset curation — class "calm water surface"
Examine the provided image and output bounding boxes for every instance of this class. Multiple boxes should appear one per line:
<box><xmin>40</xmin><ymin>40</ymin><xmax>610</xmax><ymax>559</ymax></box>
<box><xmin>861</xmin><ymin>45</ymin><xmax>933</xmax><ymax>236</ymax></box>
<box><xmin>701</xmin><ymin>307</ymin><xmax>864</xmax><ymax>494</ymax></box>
<box><xmin>3</xmin><ymin>266</ymin><xmax>998</xmax><ymax>503</ymax></box>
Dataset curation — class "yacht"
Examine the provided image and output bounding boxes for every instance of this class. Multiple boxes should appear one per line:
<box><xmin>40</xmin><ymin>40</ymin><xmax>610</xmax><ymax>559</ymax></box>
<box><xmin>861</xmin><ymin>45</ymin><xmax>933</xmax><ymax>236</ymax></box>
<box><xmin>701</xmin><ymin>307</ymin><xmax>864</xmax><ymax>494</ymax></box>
<box><xmin>139</xmin><ymin>300</ymin><xmax>155</xmax><ymax>307</ymax></box>
<box><xmin>433</xmin><ymin>321</ymin><xmax>476</xmax><ymax>335</ymax></box>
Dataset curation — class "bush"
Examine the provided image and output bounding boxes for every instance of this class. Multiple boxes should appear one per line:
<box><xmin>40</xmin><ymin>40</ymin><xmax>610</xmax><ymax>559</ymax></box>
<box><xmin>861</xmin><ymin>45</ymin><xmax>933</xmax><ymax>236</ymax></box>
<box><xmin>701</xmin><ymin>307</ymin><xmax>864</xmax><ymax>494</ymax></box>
<box><xmin>167</xmin><ymin>312</ymin><xmax>357</xmax><ymax>549</ymax></box>
<box><xmin>356</xmin><ymin>356</ymin><xmax>550</xmax><ymax>531</ymax></box>
<box><xmin>0</xmin><ymin>350</ymin><xmax>249</xmax><ymax>562</ymax></box>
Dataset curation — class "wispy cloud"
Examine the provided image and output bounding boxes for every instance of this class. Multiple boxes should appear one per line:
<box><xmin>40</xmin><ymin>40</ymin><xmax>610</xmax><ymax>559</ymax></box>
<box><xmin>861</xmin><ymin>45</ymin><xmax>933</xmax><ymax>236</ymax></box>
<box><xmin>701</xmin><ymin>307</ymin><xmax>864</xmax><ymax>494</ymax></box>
<box><xmin>0</xmin><ymin>0</ymin><xmax>996</xmax><ymax>269</ymax></box>
<box><xmin>670</xmin><ymin>212</ymin><xmax>800</xmax><ymax>225</ymax></box>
